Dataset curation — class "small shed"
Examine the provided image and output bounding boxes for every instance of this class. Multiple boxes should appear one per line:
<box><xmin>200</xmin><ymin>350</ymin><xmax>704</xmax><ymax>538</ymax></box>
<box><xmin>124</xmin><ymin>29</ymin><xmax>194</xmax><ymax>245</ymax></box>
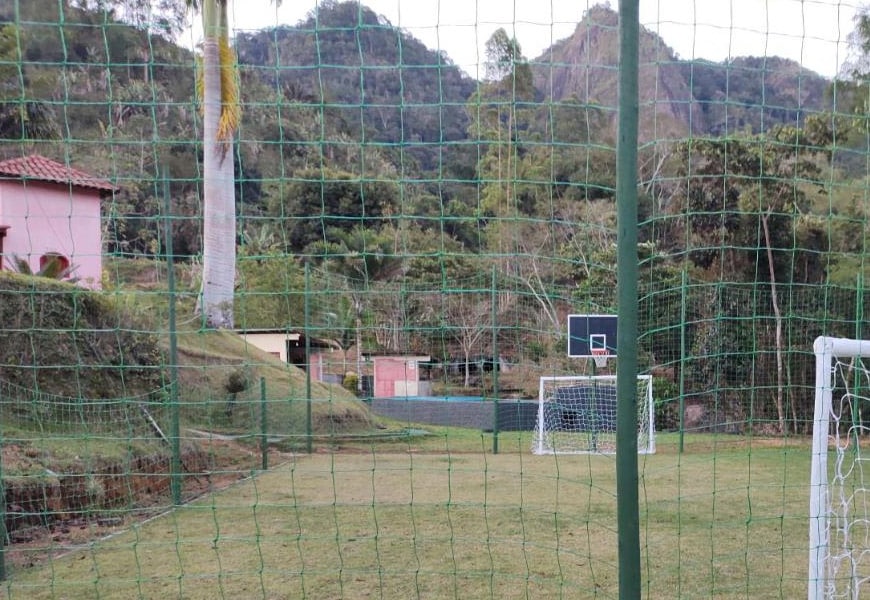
<box><xmin>237</xmin><ymin>329</ymin><xmax>337</xmax><ymax>369</ymax></box>
<box><xmin>372</xmin><ymin>355</ymin><xmax>431</xmax><ymax>398</ymax></box>
<box><xmin>0</xmin><ymin>154</ymin><xmax>116</xmax><ymax>288</ymax></box>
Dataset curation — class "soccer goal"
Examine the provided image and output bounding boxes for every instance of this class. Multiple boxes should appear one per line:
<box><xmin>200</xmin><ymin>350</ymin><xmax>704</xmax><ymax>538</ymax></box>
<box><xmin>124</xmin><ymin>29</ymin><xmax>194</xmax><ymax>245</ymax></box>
<box><xmin>809</xmin><ymin>336</ymin><xmax>870</xmax><ymax>600</ymax></box>
<box><xmin>532</xmin><ymin>375</ymin><xmax>655</xmax><ymax>455</ymax></box>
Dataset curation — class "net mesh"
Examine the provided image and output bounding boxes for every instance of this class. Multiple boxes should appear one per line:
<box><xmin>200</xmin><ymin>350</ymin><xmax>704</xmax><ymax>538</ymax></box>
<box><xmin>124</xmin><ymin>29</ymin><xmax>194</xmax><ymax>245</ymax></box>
<box><xmin>533</xmin><ymin>375</ymin><xmax>654</xmax><ymax>455</ymax></box>
<box><xmin>0</xmin><ymin>0</ymin><xmax>865</xmax><ymax>597</ymax></box>
<box><xmin>815</xmin><ymin>352</ymin><xmax>870</xmax><ymax>599</ymax></box>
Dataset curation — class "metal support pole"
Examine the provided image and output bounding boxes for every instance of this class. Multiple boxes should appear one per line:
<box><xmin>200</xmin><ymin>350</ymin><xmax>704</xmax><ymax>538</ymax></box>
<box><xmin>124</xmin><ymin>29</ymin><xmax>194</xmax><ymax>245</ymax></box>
<box><xmin>260</xmin><ymin>377</ymin><xmax>268</xmax><ymax>470</ymax></box>
<box><xmin>305</xmin><ymin>263</ymin><xmax>313</xmax><ymax>454</ymax></box>
<box><xmin>164</xmin><ymin>173</ymin><xmax>182</xmax><ymax>506</ymax></box>
<box><xmin>616</xmin><ymin>2</ymin><xmax>641</xmax><ymax>598</ymax></box>
<box><xmin>679</xmin><ymin>268</ymin><xmax>687</xmax><ymax>453</ymax></box>
<box><xmin>491</xmin><ymin>266</ymin><xmax>499</xmax><ymax>454</ymax></box>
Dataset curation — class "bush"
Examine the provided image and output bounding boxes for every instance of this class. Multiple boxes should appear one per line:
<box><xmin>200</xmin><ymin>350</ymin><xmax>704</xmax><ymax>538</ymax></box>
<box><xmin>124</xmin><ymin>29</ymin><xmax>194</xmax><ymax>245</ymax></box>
<box><xmin>653</xmin><ymin>376</ymin><xmax>681</xmax><ymax>431</ymax></box>
<box><xmin>342</xmin><ymin>372</ymin><xmax>359</xmax><ymax>395</ymax></box>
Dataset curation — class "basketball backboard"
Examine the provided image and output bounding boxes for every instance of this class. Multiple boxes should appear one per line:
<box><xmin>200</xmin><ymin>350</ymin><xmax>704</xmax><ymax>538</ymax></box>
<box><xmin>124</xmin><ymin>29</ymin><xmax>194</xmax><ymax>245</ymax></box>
<box><xmin>567</xmin><ymin>314</ymin><xmax>617</xmax><ymax>358</ymax></box>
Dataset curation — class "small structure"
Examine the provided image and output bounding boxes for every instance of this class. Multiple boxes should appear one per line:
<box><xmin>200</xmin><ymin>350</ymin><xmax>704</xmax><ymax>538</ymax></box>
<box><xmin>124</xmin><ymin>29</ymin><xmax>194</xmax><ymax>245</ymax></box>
<box><xmin>237</xmin><ymin>328</ymin><xmax>338</xmax><ymax>371</ymax></box>
<box><xmin>372</xmin><ymin>354</ymin><xmax>431</xmax><ymax>397</ymax></box>
<box><xmin>0</xmin><ymin>154</ymin><xmax>116</xmax><ymax>288</ymax></box>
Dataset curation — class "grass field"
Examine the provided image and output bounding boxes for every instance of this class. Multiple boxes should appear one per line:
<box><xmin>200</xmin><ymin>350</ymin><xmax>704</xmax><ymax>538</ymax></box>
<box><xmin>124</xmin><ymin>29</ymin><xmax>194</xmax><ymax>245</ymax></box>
<box><xmin>0</xmin><ymin>432</ymin><xmax>813</xmax><ymax>599</ymax></box>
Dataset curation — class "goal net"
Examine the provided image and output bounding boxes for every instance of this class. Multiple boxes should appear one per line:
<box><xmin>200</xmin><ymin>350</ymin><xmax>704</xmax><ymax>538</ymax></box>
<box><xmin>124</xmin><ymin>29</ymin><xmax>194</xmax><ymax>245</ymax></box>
<box><xmin>810</xmin><ymin>336</ymin><xmax>870</xmax><ymax>600</ymax></box>
<box><xmin>532</xmin><ymin>375</ymin><xmax>655</xmax><ymax>455</ymax></box>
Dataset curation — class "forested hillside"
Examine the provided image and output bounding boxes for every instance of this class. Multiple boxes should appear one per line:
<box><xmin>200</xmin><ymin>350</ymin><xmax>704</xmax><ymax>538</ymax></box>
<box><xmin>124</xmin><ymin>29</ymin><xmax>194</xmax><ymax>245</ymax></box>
<box><xmin>1</xmin><ymin>0</ymin><xmax>866</xmax><ymax>428</ymax></box>
<box><xmin>0</xmin><ymin>0</ymin><xmax>835</xmax><ymax>258</ymax></box>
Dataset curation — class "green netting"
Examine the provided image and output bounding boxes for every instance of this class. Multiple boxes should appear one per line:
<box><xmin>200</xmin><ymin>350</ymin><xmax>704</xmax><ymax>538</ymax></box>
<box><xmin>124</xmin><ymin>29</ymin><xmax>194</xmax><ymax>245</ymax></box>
<box><xmin>0</xmin><ymin>0</ymin><xmax>868</xmax><ymax>597</ymax></box>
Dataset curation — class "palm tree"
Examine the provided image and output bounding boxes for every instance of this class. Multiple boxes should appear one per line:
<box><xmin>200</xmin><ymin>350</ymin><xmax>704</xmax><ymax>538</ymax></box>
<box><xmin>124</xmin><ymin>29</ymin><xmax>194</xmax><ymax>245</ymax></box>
<box><xmin>9</xmin><ymin>254</ymin><xmax>79</xmax><ymax>282</ymax></box>
<box><xmin>185</xmin><ymin>0</ymin><xmax>280</xmax><ymax>328</ymax></box>
<box><xmin>184</xmin><ymin>0</ymin><xmax>237</xmax><ymax>328</ymax></box>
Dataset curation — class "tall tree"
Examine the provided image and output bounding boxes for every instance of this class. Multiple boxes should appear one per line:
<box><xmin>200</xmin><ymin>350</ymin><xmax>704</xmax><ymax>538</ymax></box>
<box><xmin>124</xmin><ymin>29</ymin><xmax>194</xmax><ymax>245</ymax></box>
<box><xmin>840</xmin><ymin>4</ymin><xmax>870</xmax><ymax>81</ymax></box>
<box><xmin>72</xmin><ymin>0</ymin><xmax>188</xmax><ymax>38</ymax></box>
<box><xmin>471</xmin><ymin>28</ymin><xmax>534</xmax><ymax>219</ymax></box>
<box><xmin>186</xmin><ymin>0</ymin><xmax>279</xmax><ymax>328</ymax></box>
<box><xmin>192</xmin><ymin>0</ymin><xmax>237</xmax><ymax>327</ymax></box>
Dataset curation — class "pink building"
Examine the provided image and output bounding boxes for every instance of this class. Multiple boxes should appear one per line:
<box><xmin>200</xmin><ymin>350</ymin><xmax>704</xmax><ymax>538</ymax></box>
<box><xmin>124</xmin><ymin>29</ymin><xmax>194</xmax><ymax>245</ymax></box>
<box><xmin>0</xmin><ymin>155</ymin><xmax>115</xmax><ymax>288</ymax></box>
<box><xmin>372</xmin><ymin>355</ymin><xmax>431</xmax><ymax>397</ymax></box>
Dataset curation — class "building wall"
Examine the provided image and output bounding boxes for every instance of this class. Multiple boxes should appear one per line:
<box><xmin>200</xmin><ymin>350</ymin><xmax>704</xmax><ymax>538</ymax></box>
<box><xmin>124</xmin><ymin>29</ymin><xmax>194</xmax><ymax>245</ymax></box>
<box><xmin>0</xmin><ymin>181</ymin><xmax>102</xmax><ymax>287</ymax></box>
<box><xmin>373</xmin><ymin>357</ymin><xmax>422</xmax><ymax>398</ymax></box>
<box><xmin>239</xmin><ymin>332</ymin><xmax>292</xmax><ymax>362</ymax></box>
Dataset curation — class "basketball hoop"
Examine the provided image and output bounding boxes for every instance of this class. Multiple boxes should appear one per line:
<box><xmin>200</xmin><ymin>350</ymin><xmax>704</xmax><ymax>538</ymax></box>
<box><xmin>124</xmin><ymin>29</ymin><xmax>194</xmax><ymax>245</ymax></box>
<box><xmin>591</xmin><ymin>348</ymin><xmax>608</xmax><ymax>368</ymax></box>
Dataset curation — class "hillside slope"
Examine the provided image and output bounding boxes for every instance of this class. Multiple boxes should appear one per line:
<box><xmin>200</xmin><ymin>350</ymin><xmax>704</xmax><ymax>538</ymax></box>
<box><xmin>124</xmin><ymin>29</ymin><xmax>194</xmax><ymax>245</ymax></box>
<box><xmin>0</xmin><ymin>271</ymin><xmax>371</xmax><ymax>436</ymax></box>
<box><xmin>530</xmin><ymin>4</ymin><xmax>830</xmax><ymax>141</ymax></box>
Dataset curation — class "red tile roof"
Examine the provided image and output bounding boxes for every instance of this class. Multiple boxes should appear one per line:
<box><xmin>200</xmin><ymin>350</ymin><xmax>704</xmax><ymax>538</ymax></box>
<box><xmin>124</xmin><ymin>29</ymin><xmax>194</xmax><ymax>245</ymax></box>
<box><xmin>0</xmin><ymin>154</ymin><xmax>116</xmax><ymax>192</ymax></box>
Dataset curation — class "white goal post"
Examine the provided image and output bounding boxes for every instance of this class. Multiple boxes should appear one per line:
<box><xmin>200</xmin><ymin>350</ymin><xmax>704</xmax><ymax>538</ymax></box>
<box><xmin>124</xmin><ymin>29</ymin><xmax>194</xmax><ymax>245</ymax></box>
<box><xmin>809</xmin><ymin>336</ymin><xmax>870</xmax><ymax>600</ymax></box>
<box><xmin>533</xmin><ymin>374</ymin><xmax>655</xmax><ymax>455</ymax></box>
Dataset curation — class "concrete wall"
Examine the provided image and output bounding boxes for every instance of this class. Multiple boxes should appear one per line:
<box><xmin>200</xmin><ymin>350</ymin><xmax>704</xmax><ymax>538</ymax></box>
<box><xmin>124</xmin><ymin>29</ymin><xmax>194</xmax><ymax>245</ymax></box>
<box><xmin>239</xmin><ymin>332</ymin><xmax>289</xmax><ymax>361</ymax></box>
<box><xmin>369</xmin><ymin>397</ymin><xmax>538</xmax><ymax>431</ymax></box>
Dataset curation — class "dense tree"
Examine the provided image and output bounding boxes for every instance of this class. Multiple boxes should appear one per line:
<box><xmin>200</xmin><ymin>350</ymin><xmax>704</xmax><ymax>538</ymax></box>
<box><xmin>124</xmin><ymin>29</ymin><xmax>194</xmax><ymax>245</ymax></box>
<box><xmin>663</xmin><ymin>119</ymin><xmax>832</xmax><ymax>284</ymax></box>
<box><xmin>659</xmin><ymin>117</ymin><xmax>836</xmax><ymax>432</ymax></box>
<box><xmin>233</xmin><ymin>1</ymin><xmax>476</xmax><ymax>173</ymax></box>
<box><xmin>304</xmin><ymin>226</ymin><xmax>404</xmax><ymax>387</ymax></box>
<box><xmin>271</xmin><ymin>168</ymin><xmax>399</xmax><ymax>253</ymax></box>
<box><xmin>470</xmin><ymin>29</ymin><xmax>535</xmax><ymax>218</ymax></box>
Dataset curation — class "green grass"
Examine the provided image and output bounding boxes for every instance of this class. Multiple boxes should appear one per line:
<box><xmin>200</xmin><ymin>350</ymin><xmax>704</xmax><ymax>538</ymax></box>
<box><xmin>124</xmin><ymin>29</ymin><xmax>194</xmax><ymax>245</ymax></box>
<box><xmin>1</xmin><ymin>433</ymin><xmax>816</xmax><ymax>599</ymax></box>
<box><xmin>171</xmin><ymin>328</ymin><xmax>372</xmax><ymax>438</ymax></box>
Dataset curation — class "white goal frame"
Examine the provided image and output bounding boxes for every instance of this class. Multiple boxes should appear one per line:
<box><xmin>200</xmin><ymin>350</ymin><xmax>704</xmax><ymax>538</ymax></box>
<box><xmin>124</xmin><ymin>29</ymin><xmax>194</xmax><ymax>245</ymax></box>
<box><xmin>809</xmin><ymin>336</ymin><xmax>870</xmax><ymax>600</ymax></box>
<box><xmin>533</xmin><ymin>374</ymin><xmax>655</xmax><ymax>455</ymax></box>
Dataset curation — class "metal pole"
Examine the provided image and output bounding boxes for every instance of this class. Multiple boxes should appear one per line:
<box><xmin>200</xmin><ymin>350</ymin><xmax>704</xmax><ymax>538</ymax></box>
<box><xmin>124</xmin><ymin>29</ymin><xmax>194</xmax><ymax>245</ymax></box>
<box><xmin>854</xmin><ymin>272</ymin><xmax>864</xmax><ymax>449</ymax></box>
<box><xmin>305</xmin><ymin>263</ymin><xmax>313</xmax><ymax>454</ymax></box>
<box><xmin>491</xmin><ymin>266</ymin><xmax>499</xmax><ymax>454</ymax></box>
<box><xmin>679</xmin><ymin>268</ymin><xmax>687</xmax><ymax>453</ymax></box>
<box><xmin>164</xmin><ymin>172</ymin><xmax>182</xmax><ymax>506</ymax></box>
<box><xmin>0</xmin><ymin>384</ymin><xmax>6</xmax><ymax>581</ymax></box>
<box><xmin>260</xmin><ymin>377</ymin><xmax>268</xmax><ymax>470</ymax></box>
<box><xmin>616</xmin><ymin>2</ymin><xmax>641</xmax><ymax>598</ymax></box>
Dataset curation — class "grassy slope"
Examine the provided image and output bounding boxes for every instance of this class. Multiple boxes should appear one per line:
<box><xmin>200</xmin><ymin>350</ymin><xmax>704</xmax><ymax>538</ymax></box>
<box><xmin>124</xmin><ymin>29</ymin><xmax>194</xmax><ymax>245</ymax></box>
<box><xmin>172</xmin><ymin>328</ymin><xmax>374</xmax><ymax>438</ymax></box>
<box><xmin>0</xmin><ymin>267</ymin><xmax>374</xmax><ymax>478</ymax></box>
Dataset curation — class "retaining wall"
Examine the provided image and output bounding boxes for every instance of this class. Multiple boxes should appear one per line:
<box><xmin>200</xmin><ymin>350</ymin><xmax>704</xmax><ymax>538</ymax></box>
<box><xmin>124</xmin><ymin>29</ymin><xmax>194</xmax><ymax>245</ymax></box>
<box><xmin>369</xmin><ymin>397</ymin><xmax>538</xmax><ymax>431</ymax></box>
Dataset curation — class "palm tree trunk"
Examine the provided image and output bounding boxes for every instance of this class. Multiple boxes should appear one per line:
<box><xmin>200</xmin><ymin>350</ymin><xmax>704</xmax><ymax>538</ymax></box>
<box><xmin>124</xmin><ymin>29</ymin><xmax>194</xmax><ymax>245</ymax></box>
<box><xmin>198</xmin><ymin>1</ymin><xmax>236</xmax><ymax>328</ymax></box>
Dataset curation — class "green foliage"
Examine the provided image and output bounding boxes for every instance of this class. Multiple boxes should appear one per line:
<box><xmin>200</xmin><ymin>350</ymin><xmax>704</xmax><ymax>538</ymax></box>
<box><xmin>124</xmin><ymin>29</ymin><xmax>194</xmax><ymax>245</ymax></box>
<box><xmin>0</xmin><ymin>23</ymin><xmax>59</xmax><ymax>140</ymax></box>
<box><xmin>224</xmin><ymin>367</ymin><xmax>250</xmax><ymax>395</ymax></box>
<box><xmin>223</xmin><ymin>365</ymin><xmax>252</xmax><ymax>418</ymax></box>
<box><xmin>653</xmin><ymin>377</ymin><xmax>681</xmax><ymax>431</ymax></box>
<box><xmin>271</xmin><ymin>169</ymin><xmax>400</xmax><ymax>254</ymax></box>
<box><xmin>234</xmin><ymin>1</ymin><xmax>475</xmax><ymax>172</ymax></box>
<box><xmin>9</xmin><ymin>253</ymin><xmax>79</xmax><ymax>281</ymax></box>
<box><xmin>235</xmin><ymin>252</ymin><xmax>305</xmax><ymax>330</ymax></box>
<box><xmin>0</xmin><ymin>271</ymin><xmax>166</xmax><ymax>397</ymax></box>
<box><xmin>342</xmin><ymin>372</ymin><xmax>359</xmax><ymax>395</ymax></box>
<box><xmin>0</xmin><ymin>0</ymin><xmax>840</xmax><ymax>265</ymax></box>
<box><xmin>663</xmin><ymin>121</ymin><xmax>833</xmax><ymax>283</ymax></box>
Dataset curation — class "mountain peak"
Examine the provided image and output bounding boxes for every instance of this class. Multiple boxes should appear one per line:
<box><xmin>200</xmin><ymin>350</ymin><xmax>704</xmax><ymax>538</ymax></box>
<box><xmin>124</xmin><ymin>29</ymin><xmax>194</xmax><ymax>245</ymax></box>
<box><xmin>532</xmin><ymin>2</ymin><xmax>699</xmax><ymax>140</ymax></box>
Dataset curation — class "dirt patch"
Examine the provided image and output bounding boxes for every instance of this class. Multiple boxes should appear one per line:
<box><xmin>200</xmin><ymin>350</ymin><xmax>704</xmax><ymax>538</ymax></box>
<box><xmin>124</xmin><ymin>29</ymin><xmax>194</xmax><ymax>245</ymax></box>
<box><xmin>2</xmin><ymin>436</ymin><xmax>292</xmax><ymax>571</ymax></box>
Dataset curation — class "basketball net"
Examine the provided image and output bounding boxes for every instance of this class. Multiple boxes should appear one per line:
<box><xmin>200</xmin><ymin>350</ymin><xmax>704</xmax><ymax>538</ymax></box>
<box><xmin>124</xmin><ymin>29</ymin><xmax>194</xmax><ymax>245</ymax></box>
<box><xmin>591</xmin><ymin>348</ymin><xmax>608</xmax><ymax>369</ymax></box>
